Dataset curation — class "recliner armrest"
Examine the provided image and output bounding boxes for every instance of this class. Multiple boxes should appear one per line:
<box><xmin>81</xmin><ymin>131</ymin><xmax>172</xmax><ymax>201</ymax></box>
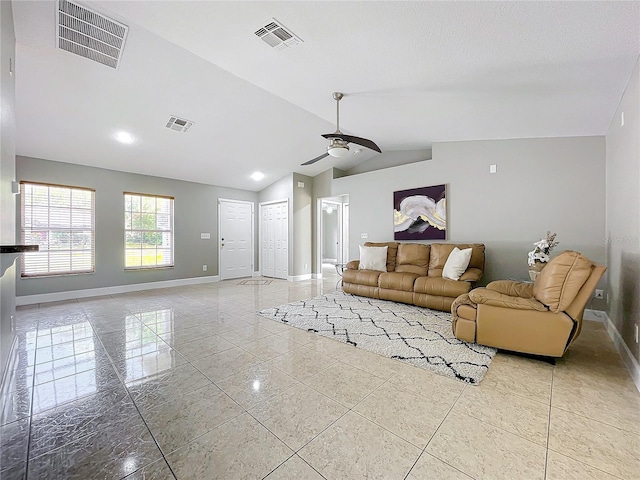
<box><xmin>459</xmin><ymin>267</ymin><xmax>483</xmax><ymax>282</ymax></box>
<box><xmin>346</xmin><ymin>260</ymin><xmax>360</xmax><ymax>270</ymax></box>
<box><xmin>469</xmin><ymin>288</ymin><xmax>547</xmax><ymax>311</ymax></box>
<box><xmin>486</xmin><ymin>280</ymin><xmax>534</xmax><ymax>298</ymax></box>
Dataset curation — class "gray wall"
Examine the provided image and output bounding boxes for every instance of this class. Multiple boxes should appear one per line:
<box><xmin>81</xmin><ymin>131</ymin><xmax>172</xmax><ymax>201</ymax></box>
<box><xmin>292</xmin><ymin>173</ymin><xmax>313</xmax><ymax>276</ymax></box>
<box><xmin>0</xmin><ymin>0</ymin><xmax>17</xmax><ymax>380</ymax></box>
<box><xmin>606</xmin><ymin>56</ymin><xmax>640</xmax><ymax>363</ymax></box>
<box><xmin>333</xmin><ymin>136</ymin><xmax>606</xmax><ymax>291</ymax></box>
<box><xmin>346</xmin><ymin>148</ymin><xmax>432</xmax><ymax>176</ymax></box>
<box><xmin>16</xmin><ymin>156</ymin><xmax>257</xmax><ymax>297</ymax></box>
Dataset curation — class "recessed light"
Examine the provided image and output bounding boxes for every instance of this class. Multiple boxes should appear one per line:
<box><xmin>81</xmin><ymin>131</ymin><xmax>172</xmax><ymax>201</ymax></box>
<box><xmin>251</xmin><ymin>171</ymin><xmax>265</xmax><ymax>181</ymax></box>
<box><xmin>115</xmin><ymin>131</ymin><xmax>135</xmax><ymax>144</ymax></box>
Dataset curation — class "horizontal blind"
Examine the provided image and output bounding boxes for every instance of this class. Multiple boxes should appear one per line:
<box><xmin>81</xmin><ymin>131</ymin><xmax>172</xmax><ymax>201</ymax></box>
<box><xmin>21</xmin><ymin>182</ymin><xmax>95</xmax><ymax>277</ymax></box>
<box><xmin>124</xmin><ymin>193</ymin><xmax>174</xmax><ymax>269</ymax></box>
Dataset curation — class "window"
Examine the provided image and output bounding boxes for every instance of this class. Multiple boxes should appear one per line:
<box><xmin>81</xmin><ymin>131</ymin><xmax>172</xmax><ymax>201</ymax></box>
<box><xmin>124</xmin><ymin>193</ymin><xmax>174</xmax><ymax>269</ymax></box>
<box><xmin>21</xmin><ymin>182</ymin><xmax>95</xmax><ymax>277</ymax></box>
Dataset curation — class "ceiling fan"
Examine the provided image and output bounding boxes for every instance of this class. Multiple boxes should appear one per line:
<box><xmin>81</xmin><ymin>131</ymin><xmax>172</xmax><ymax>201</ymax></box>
<box><xmin>302</xmin><ymin>92</ymin><xmax>382</xmax><ymax>166</ymax></box>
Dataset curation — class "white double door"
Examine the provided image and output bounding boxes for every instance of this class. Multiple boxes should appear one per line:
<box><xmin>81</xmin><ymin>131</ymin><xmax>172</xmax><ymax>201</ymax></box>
<box><xmin>260</xmin><ymin>200</ymin><xmax>288</xmax><ymax>279</ymax></box>
<box><xmin>219</xmin><ymin>199</ymin><xmax>254</xmax><ymax>280</ymax></box>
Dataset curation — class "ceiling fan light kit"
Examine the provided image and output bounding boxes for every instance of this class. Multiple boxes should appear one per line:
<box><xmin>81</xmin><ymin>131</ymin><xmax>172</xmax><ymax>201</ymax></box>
<box><xmin>328</xmin><ymin>138</ymin><xmax>350</xmax><ymax>157</ymax></box>
<box><xmin>328</xmin><ymin>147</ymin><xmax>350</xmax><ymax>158</ymax></box>
<box><xmin>302</xmin><ymin>92</ymin><xmax>381</xmax><ymax>166</ymax></box>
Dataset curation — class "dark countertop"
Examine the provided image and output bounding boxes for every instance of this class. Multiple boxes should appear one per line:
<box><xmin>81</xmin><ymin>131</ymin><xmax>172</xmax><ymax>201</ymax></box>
<box><xmin>0</xmin><ymin>245</ymin><xmax>39</xmax><ymax>254</ymax></box>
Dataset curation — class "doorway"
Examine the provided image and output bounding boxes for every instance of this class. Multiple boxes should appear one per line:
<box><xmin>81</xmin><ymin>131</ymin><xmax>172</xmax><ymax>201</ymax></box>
<box><xmin>259</xmin><ymin>199</ymin><xmax>289</xmax><ymax>280</ymax></box>
<box><xmin>321</xmin><ymin>200</ymin><xmax>341</xmax><ymax>264</ymax></box>
<box><xmin>319</xmin><ymin>195</ymin><xmax>349</xmax><ymax>271</ymax></box>
<box><xmin>218</xmin><ymin>199</ymin><xmax>254</xmax><ymax>280</ymax></box>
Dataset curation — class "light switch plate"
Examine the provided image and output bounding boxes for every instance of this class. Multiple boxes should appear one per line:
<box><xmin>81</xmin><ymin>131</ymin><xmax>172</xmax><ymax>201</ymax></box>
<box><xmin>490</xmin><ymin>164</ymin><xmax>497</xmax><ymax>174</ymax></box>
<box><xmin>200</xmin><ymin>233</ymin><xmax>211</xmax><ymax>239</ymax></box>
<box><xmin>361</xmin><ymin>233</ymin><xmax>368</xmax><ymax>239</ymax></box>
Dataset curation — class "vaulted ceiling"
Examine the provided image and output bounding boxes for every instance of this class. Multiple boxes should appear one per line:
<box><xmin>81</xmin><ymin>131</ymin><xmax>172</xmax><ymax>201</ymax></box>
<box><xmin>12</xmin><ymin>1</ymin><xmax>640</xmax><ymax>191</ymax></box>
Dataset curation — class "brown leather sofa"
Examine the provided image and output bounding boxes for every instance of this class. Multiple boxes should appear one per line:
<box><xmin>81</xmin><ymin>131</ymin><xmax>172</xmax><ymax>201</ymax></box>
<box><xmin>343</xmin><ymin>242</ymin><xmax>485</xmax><ymax>311</ymax></box>
<box><xmin>451</xmin><ymin>250</ymin><xmax>606</xmax><ymax>357</ymax></box>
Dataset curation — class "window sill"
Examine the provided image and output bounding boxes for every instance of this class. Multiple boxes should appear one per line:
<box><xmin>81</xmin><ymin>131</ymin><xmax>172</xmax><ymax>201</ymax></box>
<box><xmin>124</xmin><ymin>266</ymin><xmax>175</xmax><ymax>272</ymax></box>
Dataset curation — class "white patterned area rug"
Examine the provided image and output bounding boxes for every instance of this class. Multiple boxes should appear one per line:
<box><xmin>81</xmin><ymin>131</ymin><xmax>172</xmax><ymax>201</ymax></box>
<box><xmin>258</xmin><ymin>291</ymin><xmax>496</xmax><ymax>384</ymax></box>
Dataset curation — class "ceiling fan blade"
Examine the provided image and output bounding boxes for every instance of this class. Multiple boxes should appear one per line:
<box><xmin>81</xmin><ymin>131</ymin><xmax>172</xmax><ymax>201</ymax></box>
<box><xmin>321</xmin><ymin>133</ymin><xmax>382</xmax><ymax>153</ymax></box>
<box><xmin>301</xmin><ymin>152</ymin><xmax>330</xmax><ymax>166</ymax></box>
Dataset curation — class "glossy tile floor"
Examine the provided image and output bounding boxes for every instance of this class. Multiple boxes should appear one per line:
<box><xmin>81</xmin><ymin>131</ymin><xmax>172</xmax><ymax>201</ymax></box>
<box><xmin>1</xmin><ymin>270</ymin><xmax>639</xmax><ymax>479</ymax></box>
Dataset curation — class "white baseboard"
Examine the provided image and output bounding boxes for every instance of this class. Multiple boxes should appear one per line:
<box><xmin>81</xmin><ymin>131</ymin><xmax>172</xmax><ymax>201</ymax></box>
<box><xmin>584</xmin><ymin>309</ymin><xmax>606</xmax><ymax>322</ymax></box>
<box><xmin>252</xmin><ymin>270</ymin><xmax>261</xmax><ymax>277</ymax></box>
<box><xmin>312</xmin><ymin>273</ymin><xmax>322</xmax><ymax>279</ymax></box>
<box><xmin>16</xmin><ymin>275</ymin><xmax>220</xmax><ymax>306</ymax></box>
<box><xmin>597</xmin><ymin>310</ymin><xmax>640</xmax><ymax>394</ymax></box>
<box><xmin>288</xmin><ymin>274</ymin><xmax>312</xmax><ymax>282</ymax></box>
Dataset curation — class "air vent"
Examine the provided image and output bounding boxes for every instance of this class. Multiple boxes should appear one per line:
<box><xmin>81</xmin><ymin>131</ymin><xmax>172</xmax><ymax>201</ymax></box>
<box><xmin>57</xmin><ymin>0</ymin><xmax>128</xmax><ymax>69</ymax></box>
<box><xmin>254</xmin><ymin>18</ymin><xmax>302</xmax><ymax>51</ymax></box>
<box><xmin>166</xmin><ymin>116</ymin><xmax>194</xmax><ymax>133</ymax></box>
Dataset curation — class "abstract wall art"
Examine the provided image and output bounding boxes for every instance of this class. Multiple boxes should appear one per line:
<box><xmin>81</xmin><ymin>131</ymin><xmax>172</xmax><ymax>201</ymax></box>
<box><xmin>393</xmin><ymin>184</ymin><xmax>446</xmax><ymax>240</ymax></box>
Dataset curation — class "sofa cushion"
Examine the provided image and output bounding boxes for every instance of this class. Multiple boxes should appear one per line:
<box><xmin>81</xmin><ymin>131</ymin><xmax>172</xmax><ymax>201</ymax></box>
<box><xmin>395</xmin><ymin>243</ymin><xmax>430</xmax><ymax>276</ymax></box>
<box><xmin>379</xmin><ymin>272</ymin><xmax>419</xmax><ymax>291</ymax></box>
<box><xmin>533</xmin><ymin>251</ymin><xmax>593</xmax><ymax>313</ymax></box>
<box><xmin>429</xmin><ymin>244</ymin><xmax>485</xmax><ymax>277</ymax></box>
<box><xmin>442</xmin><ymin>247</ymin><xmax>473</xmax><ymax>280</ymax></box>
<box><xmin>358</xmin><ymin>245</ymin><xmax>388</xmax><ymax>272</ymax></box>
<box><xmin>414</xmin><ymin>276</ymin><xmax>472</xmax><ymax>298</ymax></box>
<box><xmin>343</xmin><ymin>268</ymin><xmax>382</xmax><ymax>287</ymax></box>
<box><xmin>364</xmin><ymin>241</ymin><xmax>399</xmax><ymax>272</ymax></box>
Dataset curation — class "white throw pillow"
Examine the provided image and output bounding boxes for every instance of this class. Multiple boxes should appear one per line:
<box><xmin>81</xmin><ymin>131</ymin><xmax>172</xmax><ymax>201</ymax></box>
<box><xmin>442</xmin><ymin>247</ymin><xmax>473</xmax><ymax>281</ymax></box>
<box><xmin>358</xmin><ymin>245</ymin><xmax>388</xmax><ymax>272</ymax></box>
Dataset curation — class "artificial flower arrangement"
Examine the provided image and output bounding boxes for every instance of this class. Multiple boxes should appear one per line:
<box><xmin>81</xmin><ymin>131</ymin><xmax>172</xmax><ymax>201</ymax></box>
<box><xmin>528</xmin><ymin>231</ymin><xmax>559</xmax><ymax>266</ymax></box>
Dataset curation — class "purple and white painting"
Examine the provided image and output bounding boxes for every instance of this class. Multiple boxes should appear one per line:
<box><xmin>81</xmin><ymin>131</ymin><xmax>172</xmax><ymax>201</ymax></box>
<box><xmin>393</xmin><ymin>184</ymin><xmax>446</xmax><ymax>240</ymax></box>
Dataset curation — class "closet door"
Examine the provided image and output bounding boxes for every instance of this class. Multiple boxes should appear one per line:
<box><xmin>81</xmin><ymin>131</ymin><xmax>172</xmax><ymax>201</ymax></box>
<box><xmin>260</xmin><ymin>204</ymin><xmax>274</xmax><ymax>277</ymax></box>
<box><xmin>260</xmin><ymin>200</ymin><xmax>288</xmax><ymax>279</ymax></box>
<box><xmin>274</xmin><ymin>201</ymin><xmax>288</xmax><ymax>280</ymax></box>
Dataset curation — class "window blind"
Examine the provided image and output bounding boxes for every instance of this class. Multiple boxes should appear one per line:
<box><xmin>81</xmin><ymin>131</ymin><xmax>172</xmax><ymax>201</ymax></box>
<box><xmin>124</xmin><ymin>192</ymin><xmax>174</xmax><ymax>269</ymax></box>
<box><xmin>21</xmin><ymin>182</ymin><xmax>95</xmax><ymax>277</ymax></box>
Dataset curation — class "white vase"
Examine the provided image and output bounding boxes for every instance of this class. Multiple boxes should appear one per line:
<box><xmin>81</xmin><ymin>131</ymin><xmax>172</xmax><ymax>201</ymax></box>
<box><xmin>528</xmin><ymin>260</ymin><xmax>547</xmax><ymax>282</ymax></box>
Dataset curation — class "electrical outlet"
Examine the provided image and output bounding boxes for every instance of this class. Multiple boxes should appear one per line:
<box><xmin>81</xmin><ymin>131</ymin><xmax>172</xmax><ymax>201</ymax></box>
<box><xmin>635</xmin><ymin>324</ymin><xmax>638</xmax><ymax>344</ymax></box>
<box><xmin>202</xmin><ymin>265</ymin><xmax>207</xmax><ymax>272</ymax></box>
<box><xmin>594</xmin><ymin>289</ymin><xmax>604</xmax><ymax>299</ymax></box>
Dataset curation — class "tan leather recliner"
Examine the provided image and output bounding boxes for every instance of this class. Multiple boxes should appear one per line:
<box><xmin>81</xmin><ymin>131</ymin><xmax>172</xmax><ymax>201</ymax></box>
<box><xmin>451</xmin><ymin>251</ymin><xmax>606</xmax><ymax>357</ymax></box>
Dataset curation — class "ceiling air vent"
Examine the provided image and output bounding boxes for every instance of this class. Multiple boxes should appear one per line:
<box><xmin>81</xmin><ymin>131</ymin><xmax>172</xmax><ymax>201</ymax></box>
<box><xmin>166</xmin><ymin>116</ymin><xmax>194</xmax><ymax>133</ymax></box>
<box><xmin>254</xmin><ymin>18</ymin><xmax>303</xmax><ymax>51</ymax></box>
<box><xmin>57</xmin><ymin>0</ymin><xmax>128</xmax><ymax>69</ymax></box>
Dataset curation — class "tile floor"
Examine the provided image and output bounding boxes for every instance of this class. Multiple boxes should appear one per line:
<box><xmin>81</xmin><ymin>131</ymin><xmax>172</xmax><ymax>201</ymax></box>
<box><xmin>1</xmin><ymin>270</ymin><xmax>639</xmax><ymax>479</ymax></box>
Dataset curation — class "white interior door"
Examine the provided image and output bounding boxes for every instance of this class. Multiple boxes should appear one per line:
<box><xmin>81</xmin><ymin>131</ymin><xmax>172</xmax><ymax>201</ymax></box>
<box><xmin>274</xmin><ymin>201</ymin><xmax>288</xmax><ymax>279</ymax></box>
<box><xmin>260</xmin><ymin>203</ymin><xmax>275</xmax><ymax>277</ymax></box>
<box><xmin>219</xmin><ymin>199</ymin><xmax>253</xmax><ymax>280</ymax></box>
<box><xmin>259</xmin><ymin>200</ymin><xmax>288</xmax><ymax>280</ymax></box>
